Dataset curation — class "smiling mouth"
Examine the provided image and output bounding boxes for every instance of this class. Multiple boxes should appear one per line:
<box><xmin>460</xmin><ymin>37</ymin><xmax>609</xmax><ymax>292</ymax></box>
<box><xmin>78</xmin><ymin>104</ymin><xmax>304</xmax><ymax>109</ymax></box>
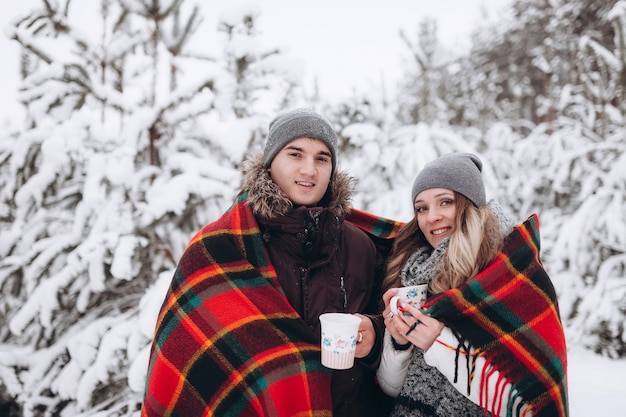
<box><xmin>296</xmin><ymin>181</ymin><xmax>314</xmax><ymax>187</ymax></box>
<box><xmin>431</xmin><ymin>227</ymin><xmax>451</xmax><ymax>235</ymax></box>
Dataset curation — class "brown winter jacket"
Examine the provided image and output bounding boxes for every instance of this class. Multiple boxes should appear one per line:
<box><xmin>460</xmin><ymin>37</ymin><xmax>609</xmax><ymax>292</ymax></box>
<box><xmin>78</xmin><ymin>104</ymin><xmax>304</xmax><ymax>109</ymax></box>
<box><xmin>241</xmin><ymin>153</ymin><xmax>394</xmax><ymax>417</ymax></box>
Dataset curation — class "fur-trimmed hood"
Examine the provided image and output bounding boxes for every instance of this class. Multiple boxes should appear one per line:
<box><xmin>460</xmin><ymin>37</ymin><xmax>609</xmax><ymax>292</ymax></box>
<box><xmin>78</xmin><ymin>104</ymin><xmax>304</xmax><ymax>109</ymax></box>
<box><xmin>240</xmin><ymin>152</ymin><xmax>354</xmax><ymax>219</ymax></box>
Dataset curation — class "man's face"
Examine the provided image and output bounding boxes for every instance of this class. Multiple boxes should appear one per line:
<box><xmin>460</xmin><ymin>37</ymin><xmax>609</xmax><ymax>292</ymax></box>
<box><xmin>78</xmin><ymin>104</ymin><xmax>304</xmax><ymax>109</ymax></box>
<box><xmin>268</xmin><ymin>137</ymin><xmax>333</xmax><ymax>207</ymax></box>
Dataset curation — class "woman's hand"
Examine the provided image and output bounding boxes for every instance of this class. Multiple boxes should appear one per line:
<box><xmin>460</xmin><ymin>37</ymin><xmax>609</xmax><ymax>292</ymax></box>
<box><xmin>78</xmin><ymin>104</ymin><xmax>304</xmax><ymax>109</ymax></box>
<box><xmin>353</xmin><ymin>314</ymin><xmax>375</xmax><ymax>358</ymax></box>
<box><xmin>383</xmin><ymin>292</ymin><xmax>444</xmax><ymax>350</ymax></box>
<box><xmin>393</xmin><ymin>301</ymin><xmax>444</xmax><ymax>350</ymax></box>
<box><xmin>382</xmin><ymin>288</ymin><xmax>410</xmax><ymax>345</ymax></box>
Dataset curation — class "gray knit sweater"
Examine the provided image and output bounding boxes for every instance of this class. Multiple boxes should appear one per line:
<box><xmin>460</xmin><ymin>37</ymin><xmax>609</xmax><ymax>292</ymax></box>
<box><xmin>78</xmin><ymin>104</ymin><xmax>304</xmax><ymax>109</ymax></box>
<box><xmin>389</xmin><ymin>349</ymin><xmax>492</xmax><ymax>417</ymax></box>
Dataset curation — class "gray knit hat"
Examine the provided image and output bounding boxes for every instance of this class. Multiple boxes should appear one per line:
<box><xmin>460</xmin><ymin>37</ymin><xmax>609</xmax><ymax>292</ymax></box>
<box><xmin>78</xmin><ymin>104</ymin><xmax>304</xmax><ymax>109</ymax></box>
<box><xmin>411</xmin><ymin>153</ymin><xmax>486</xmax><ymax>207</ymax></box>
<box><xmin>264</xmin><ymin>108</ymin><xmax>338</xmax><ymax>171</ymax></box>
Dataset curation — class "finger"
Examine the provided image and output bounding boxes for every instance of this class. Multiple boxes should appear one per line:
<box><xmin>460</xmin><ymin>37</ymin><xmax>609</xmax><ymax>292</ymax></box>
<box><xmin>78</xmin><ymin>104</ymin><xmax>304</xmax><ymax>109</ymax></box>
<box><xmin>382</xmin><ymin>288</ymin><xmax>399</xmax><ymax>305</ymax></box>
<box><xmin>355</xmin><ymin>314</ymin><xmax>373</xmax><ymax>333</ymax></box>
<box><xmin>394</xmin><ymin>308</ymin><xmax>420</xmax><ymax>335</ymax></box>
<box><xmin>393</xmin><ymin>312</ymin><xmax>414</xmax><ymax>334</ymax></box>
<box><xmin>353</xmin><ymin>314</ymin><xmax>366</xmax><ymax>332</ymax></box>
<box><xmin>396</xmin><ymin>301</ymin><xmax>417</xmax><ymax>325</ymax></box>
<box><xmin>385</xmin><ymin>315</ymin><xmax>400</xmax><ymax>338</ymax></box>
<box><xmin>386</xmin><ymin>313</ymin><xmax>404</xmax><ymax>334</ymax></box>
<box><xmin>404</xmin><ymin>319</ymin><xmax>421</xmax><ymax>337</ymax></box>
<box><xmin>383</xmin><ymin>310</ymin><xmax>393</xmax><ymax>322</ymax></box>
<box><xmin>386</xmin><ymin>319</ymin><xmax>408</xmax><ymax>344</ymax></box>
<box><xmin>401</xmin><ymin>302</ymin><xmax>430</xmax><ymax>322</ymax></box>
<box><xmin>408</xmin><ymin>307</ymin><xmax>441</xmax><ymax>329</ymax></box>
<box><xmin>390</xmin><ymin>321</ymin><xmax>410</xmax><ymax>345</ymax></box>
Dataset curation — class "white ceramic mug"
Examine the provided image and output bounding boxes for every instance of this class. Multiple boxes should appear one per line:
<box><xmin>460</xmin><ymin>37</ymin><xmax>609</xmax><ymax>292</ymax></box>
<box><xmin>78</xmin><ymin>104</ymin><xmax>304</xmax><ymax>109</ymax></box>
<box><xmin>390</xmin><ymin>284</ymin><xmax>428</xmax><ymax>315</ymax></box>
<box><xmin>319</xmin><ymin>313</ymin><xmax>361</xmax><ymax>369</ymax></box>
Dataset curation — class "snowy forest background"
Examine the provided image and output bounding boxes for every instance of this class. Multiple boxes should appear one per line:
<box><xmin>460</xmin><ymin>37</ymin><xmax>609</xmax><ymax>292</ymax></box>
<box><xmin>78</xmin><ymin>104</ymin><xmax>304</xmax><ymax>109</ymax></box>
<box><xmin>0</xmin><ymin>0</ymin><xmax>625</xmax><ymax>416</ymax></box>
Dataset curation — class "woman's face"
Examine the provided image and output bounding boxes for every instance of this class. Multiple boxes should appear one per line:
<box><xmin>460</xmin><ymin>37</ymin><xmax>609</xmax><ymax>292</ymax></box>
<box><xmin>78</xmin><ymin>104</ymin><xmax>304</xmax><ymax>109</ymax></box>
<box><xmin>414</xmin><ymin>188</ymin><xmax>457</xmax><ymax>248</ymax></box>
<box><xmin>268</xmin><ymin>137</ymin><xmax>333</xmax><ymax>207</ymax></box>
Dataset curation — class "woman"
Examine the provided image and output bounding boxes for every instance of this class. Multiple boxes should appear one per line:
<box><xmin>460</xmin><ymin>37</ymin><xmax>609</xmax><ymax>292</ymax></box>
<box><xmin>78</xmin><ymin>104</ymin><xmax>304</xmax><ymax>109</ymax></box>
<box><xmin>376</xmin><ymin>153</ymin><xmax>569</xmax><ymax>417</ymax></box>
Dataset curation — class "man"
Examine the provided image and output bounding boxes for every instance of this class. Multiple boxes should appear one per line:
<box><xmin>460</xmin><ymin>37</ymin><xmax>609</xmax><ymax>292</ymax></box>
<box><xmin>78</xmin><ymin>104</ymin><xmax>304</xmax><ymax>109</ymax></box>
<box><xmin>141</xmin><ymin>108</ymin><xmax>397</xmax><ymax>417</ymax></box>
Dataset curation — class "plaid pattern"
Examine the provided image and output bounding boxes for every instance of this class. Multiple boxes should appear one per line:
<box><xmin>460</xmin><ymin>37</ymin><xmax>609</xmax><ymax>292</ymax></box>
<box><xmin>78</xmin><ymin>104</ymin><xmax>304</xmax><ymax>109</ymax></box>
<box><xmin>346</xmin><ymin>208</ymin><xmax>403</xmax><ymax>239</ymax></box>
<box><xmin>141</xmin><ymin>192</ymin><xmax>333</xmax><ymax>417</ymax></box>
<box><xmin>424</xmin><ymin>214</ymin><xmax>569</xmax><ymax>417</ymax></box>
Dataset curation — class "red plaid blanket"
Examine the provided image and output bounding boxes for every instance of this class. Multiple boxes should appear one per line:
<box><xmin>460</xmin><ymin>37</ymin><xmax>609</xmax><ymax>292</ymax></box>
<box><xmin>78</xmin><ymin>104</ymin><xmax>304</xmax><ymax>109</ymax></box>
<box><xmin>424</xmin><ymin>214</ymin><xmax>569</xmax><ymax>417</ymax></box>
<box><xmin>141</xmin><ymin>192</ymin><xmax>333</xmax><ymax>417</ymax></box>
<box><xmin>345</xmin><ymin>208</ymin><xmax>403</xmax><ymax>240</ymax></box>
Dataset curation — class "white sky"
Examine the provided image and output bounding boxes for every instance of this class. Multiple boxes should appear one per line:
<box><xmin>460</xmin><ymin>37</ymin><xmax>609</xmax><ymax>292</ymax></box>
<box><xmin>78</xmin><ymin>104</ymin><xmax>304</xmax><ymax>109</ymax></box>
<box><xmin>0</xmin><ymin>0</ymin><xmax>509</xmax><ymax>124</ymax></box>
<box><xmin>230</xmin><ymin>0</ymin><xmax>509</xmax><ymax>100</ymax></box>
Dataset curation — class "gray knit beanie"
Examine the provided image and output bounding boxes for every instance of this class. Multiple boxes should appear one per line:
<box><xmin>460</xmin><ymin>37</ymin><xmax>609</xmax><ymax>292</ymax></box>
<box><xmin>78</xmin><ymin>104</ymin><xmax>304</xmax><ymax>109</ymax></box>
<box><xmin>264</xmin><ymin>108</ymin><xmax>338</xmax><ymax>171</ymax></box>
<box><xmin>411</xmin><ymin>153</ymin><xmax>486</xmax><ymax>207</ymax></box>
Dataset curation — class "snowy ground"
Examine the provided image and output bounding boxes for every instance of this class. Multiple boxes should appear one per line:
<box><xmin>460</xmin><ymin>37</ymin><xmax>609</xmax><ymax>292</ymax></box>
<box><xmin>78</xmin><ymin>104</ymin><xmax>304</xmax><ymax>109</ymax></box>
<box><xmin>568</xmin><ymin>346</ymin><xmax>626</xmax><ymax>416</ymax></box>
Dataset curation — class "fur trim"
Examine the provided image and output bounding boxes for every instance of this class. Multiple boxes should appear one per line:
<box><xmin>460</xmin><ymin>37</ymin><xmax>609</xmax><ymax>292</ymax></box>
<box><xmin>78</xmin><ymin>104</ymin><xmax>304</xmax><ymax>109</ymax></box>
<box><xmin>241</xmin><ymin>152</ymin><xmax>354</xmax><ymax>219</ymax></box>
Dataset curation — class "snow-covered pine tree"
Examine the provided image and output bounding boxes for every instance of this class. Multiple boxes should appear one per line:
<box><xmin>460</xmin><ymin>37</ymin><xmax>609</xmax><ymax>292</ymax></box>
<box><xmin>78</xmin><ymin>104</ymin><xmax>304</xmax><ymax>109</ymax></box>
<box><xmin>455</xmin><ymin>0</ymin><xmax>616</xmax><ymax>131</ymax></box>
<box><xmin>544</xmin><ymin>0</ymin><xmax>626</xmax><ymax>358</ymax></box>
<box><xmin>344</xmin><ymin>120</ymin><xmax>500</xmax><ymax>222</ymax></box>
<box><xmin>349</xmin><ymin>19</ymin><xmax>500</xmax><ymax>221</ymax></box>
<box><xmin>327</xmin><ymin>96</ymin><xmax>397</xmax><ymax>218</ymax></box>
<box><xmin>479</xmin><ymin>0</ymin><xmax>625</xmax><ymax>357</ymax></box>
<box><xmin>0</xmin><ymin>1</ymin><xmax>225</xmax><ymax>415</ymax></box>
<box><xmin>210</xmin><ymin>2</ymin><xmax>306</xmax><ymax>159</ymax></box>
<box><xmin>395</xmin><ymin>18</ymin><xmax>451</xmax><ymax>126</ymax></box>
<box><xmin>0</xmin><ymin>1</ymin><xmax>302</xmax><ymax>416</ymax></box>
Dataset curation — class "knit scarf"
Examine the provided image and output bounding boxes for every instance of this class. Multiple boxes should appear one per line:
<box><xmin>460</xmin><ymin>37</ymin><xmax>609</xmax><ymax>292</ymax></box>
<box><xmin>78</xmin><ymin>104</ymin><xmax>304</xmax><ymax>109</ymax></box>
<box><xmin>401</xmin><ymin>239</ymin><xmax>448</xmax><ymax>287</ymax></box>
<box><xmin>423</xmin><ymin>214</ymin><xmax>569</xmax><ymax>417</ymax></box>
<box><xmin>141</xmin><ymin>192</ymin><xmax>333</xmax><ymax>417</ymax></box>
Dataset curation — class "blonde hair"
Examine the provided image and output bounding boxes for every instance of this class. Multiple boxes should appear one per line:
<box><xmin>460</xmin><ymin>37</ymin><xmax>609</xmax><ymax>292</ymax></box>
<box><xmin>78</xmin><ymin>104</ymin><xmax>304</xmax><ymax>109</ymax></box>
<box><xmin>381</xmin><ymin>193</ymin><xmax>504</xmax><ymax>295</ymax></box>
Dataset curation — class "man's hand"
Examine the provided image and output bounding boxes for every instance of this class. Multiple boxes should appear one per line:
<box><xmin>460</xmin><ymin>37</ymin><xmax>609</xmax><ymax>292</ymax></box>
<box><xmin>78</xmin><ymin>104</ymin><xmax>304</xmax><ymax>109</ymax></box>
<box><xmin>353</xmin><ymin>314</ymin><xmax>375</xmax><ymax>358</ymax></box>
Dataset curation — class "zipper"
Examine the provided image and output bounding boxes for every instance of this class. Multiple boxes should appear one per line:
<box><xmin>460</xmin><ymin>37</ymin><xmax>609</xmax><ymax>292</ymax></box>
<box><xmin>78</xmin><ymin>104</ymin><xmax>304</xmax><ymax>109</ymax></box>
<box><xmin>340</xmin><ymin>276</ymin><xmax>347</xmax><ymax>312</ymax></box>
<box><xmin>301</xmin><ymin>266</ymin><xmax>308</xmax><ymax>320</ymax></box>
